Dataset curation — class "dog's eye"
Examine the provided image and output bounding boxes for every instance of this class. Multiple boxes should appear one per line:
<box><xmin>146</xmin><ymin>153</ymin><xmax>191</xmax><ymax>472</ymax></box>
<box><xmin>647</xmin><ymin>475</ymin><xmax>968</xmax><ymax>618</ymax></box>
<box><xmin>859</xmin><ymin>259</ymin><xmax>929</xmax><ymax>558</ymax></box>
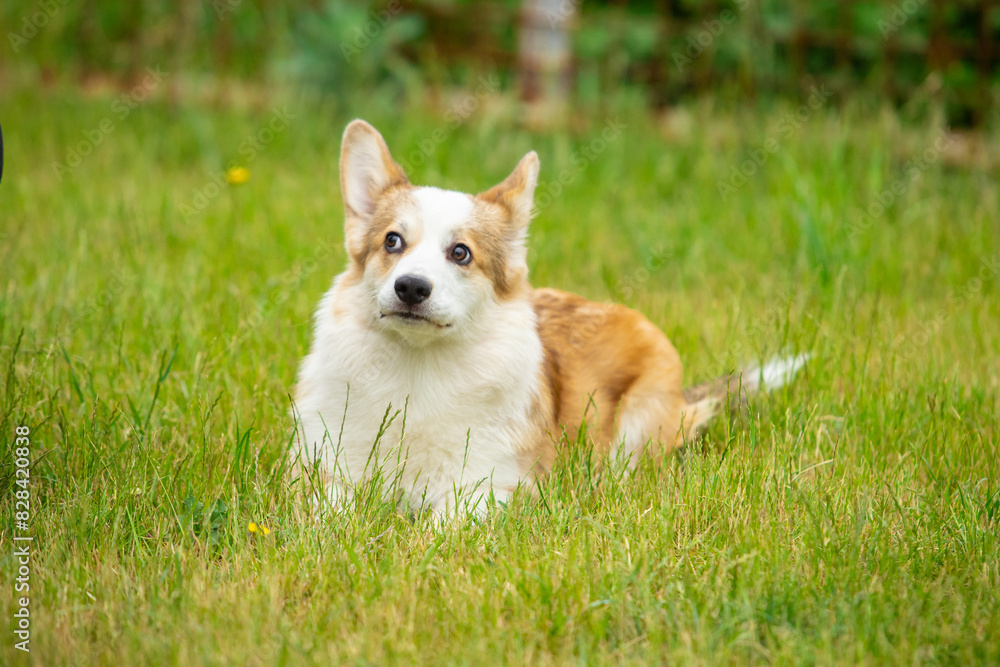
<box><xmin>385</xmin><ymin>232</ymin><xmax>404</xmax><ymax>254</ymax></box>
<box><xmin>450</xmin><ymin>244</ymin><xmax>472</xmax><ymax>265</ymax></box>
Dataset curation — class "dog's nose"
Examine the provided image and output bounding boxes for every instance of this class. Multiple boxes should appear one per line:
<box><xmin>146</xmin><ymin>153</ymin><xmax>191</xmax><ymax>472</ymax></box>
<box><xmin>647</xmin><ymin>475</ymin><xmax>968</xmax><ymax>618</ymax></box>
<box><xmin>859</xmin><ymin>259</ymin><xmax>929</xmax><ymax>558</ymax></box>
<box><xmin>394</xmin><ymin>275</ymin><xmax>432</xmax><ymax>306</ymax></box>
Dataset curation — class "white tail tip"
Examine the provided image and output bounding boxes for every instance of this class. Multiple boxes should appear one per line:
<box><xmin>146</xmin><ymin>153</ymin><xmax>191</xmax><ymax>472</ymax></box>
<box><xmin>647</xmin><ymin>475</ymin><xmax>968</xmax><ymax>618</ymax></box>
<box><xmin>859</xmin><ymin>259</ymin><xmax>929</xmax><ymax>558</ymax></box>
<box><xmin>745</xmin><ymin>353</ymin><xmax>811</xmax><ymax>393</ymax></box>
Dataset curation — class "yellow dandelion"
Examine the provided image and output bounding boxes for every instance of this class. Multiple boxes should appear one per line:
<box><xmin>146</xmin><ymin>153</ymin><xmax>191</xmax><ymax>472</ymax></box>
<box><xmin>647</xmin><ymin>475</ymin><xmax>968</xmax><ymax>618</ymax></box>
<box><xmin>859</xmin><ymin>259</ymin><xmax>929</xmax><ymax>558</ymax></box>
<box><xmin>226</xmin><ymin>166</ymin><xmax>250</xmax><ymax>185</ymax></box>
<box><xmin>248</xmin><ymin>521</ymin><xmax>271</xmax><ymax>535</ymax></box>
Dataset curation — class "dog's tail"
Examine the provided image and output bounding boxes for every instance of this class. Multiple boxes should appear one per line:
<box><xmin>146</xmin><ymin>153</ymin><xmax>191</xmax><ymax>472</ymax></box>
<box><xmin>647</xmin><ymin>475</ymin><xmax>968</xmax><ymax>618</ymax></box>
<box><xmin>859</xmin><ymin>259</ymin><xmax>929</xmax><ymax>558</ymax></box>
<box><xmin>680</xmin><ymin>353</ymin><xmax>810</xmax><ymax>437</ymax></box>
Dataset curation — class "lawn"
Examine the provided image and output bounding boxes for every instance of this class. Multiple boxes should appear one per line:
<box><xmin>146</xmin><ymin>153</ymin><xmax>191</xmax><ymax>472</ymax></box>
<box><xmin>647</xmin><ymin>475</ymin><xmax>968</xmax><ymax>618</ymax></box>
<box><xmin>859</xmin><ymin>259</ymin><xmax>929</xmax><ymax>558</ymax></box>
<box><xmin>1</xmin><ymin>76</ymin><xmax>998</xmax><ymax>664</ymax></box>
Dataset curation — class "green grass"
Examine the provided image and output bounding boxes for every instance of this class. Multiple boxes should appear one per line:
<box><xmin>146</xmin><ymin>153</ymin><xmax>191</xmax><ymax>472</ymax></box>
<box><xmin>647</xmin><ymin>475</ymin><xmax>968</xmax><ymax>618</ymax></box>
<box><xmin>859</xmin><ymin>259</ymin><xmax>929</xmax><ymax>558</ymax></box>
<box><xmin>1</xmin><ymin>76</ymin><xmax>999</xmax><ymax>665</ymax></box>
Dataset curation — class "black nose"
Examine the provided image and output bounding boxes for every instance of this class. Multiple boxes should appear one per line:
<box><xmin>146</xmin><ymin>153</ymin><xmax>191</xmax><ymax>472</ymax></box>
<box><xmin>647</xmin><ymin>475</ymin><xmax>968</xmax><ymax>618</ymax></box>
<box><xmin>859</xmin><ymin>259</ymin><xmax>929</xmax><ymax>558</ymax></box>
<box><xmin>394</xmin><ymin>275</ymin><xmax>432</xmax><ymax>306</ymax></box>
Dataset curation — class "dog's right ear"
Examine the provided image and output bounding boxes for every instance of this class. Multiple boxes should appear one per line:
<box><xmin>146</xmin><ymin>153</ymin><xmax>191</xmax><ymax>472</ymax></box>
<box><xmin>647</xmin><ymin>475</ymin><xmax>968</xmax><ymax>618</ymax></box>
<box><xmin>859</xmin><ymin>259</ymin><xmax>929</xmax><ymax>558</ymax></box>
<box><xmin>478</xmin><ymin>151</ymin><xmax>540</xmax><ymax>227</ymax></box>
<box><xmin>340</xmin><ymin>119</ymin><xmax>409</xmax><ymax>222</ymax></box>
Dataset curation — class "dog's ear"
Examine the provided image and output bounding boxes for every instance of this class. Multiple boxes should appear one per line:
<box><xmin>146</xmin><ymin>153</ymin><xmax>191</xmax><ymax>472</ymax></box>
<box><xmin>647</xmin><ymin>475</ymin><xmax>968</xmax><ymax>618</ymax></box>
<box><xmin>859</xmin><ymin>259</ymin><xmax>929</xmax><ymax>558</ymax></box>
<box><xmin>478</xmin><ymin>151</ymin><xmax>540</xmax><ymax>226</ymax></box>
<box><xmin>340</xmin><ymin>119</ymin><xmax>409</xmax><ymax>221</ymax></box>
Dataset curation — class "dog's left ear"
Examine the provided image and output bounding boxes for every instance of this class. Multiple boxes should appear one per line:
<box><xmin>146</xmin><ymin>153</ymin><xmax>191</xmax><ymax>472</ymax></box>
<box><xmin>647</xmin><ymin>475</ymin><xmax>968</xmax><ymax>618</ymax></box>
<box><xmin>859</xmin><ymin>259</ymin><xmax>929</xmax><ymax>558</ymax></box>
<box><xmin>478</xmin><ymin>151</ymin><xmax>540</xmax><ymax>226</ymax></box>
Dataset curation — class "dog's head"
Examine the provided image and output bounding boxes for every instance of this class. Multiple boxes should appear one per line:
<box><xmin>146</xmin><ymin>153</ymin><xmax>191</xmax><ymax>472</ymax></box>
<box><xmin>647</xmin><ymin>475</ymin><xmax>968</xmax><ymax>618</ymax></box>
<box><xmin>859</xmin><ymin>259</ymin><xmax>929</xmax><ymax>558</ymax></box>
<box><xmin>338</xmin><ymin>119</ymin><xmax>539</xmax><ymax>343</ymax></box>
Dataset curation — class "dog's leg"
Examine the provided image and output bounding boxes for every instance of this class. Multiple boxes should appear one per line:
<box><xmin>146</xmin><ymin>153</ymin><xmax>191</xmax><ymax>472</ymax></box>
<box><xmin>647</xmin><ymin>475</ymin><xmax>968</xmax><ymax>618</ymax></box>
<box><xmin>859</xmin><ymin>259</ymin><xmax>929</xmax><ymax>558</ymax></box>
<box><xmin>611</xmin><ymin>376</ymin><xmax>687</xmax><ymax>466</ymax></box>
<box><xmin>603</xmin><ymin>327</ymin><xmax>695</xmax><ymax>466</ymax></box>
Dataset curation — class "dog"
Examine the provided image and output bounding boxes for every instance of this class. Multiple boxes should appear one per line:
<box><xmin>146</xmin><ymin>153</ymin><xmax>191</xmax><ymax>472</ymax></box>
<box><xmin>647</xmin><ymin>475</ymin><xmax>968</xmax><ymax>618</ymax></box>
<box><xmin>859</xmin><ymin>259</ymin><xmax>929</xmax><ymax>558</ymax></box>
<box><xmin>292</xmin><ymin>119</ymin><xmax>808</xmax><ymax>515</ymax></box>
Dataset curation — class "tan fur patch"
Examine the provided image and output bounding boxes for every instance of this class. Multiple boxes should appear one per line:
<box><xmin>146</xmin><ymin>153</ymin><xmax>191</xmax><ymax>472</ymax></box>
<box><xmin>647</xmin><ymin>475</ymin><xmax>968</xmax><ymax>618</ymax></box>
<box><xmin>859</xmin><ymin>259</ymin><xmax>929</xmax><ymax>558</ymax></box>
<box><xmin>532</xmin><ymin>288</ymin><xmax>689</xmax><ymax>455</ymax></box>
<box><xmin>461</xmin><ymin>199</ymin><xmax>530</xmax><ymax>300</ymax></box>
<box><xmin>469</xmin><ymin>152</ymin><xmax>538</xmax><ymax>300</ymax></box>
<box><xmin>478</xmin><ymin>151</ymin><xmax>538</xmax><ymax>221</ymax></box>
<box><xmin>346</xmin><ymin>184</ymin><xmax>418</xmax><ymax>267</ymax></box>
<box><xmin>519</xmin><ymin>368</ymin><xmax>559</xmax><ymax>479</ymax></box>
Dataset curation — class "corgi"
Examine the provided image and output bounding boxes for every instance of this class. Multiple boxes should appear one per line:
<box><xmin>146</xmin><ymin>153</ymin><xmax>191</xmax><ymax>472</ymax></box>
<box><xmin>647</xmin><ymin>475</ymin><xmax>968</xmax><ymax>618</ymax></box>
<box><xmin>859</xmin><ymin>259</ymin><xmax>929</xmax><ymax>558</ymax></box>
<box><xmin>292</xmin><ymin>119</ymin><xmax>807</xmax><ymax>515</ymax></box>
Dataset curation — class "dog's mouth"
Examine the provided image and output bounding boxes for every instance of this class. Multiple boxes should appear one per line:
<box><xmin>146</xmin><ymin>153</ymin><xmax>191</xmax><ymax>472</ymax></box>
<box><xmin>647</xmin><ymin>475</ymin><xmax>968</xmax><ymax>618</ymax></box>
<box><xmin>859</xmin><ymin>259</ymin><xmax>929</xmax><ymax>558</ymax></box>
<box><xmin>381</xmin><ymin>311</ymin><xmax>451</xmax><ymax>329</ymax></box>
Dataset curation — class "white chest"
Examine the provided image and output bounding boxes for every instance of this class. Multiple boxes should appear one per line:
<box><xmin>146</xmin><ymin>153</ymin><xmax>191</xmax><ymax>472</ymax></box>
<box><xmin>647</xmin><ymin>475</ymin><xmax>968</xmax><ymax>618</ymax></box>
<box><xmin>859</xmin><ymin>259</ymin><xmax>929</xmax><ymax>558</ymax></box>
<box><xmin>293</xmin><ymin>299</ymin><xmax>543</xmax><ymax>513</ymax></box>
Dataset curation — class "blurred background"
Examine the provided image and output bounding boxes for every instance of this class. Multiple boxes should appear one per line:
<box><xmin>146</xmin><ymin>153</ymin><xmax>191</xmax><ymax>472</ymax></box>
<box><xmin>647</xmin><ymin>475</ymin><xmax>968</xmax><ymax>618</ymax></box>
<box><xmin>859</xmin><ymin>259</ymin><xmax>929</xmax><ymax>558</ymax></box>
<box><xmin>4</xmin><ymin>0</ymin><xmax>999</xmax><ymax>129</ymax></box>
<box><xmin>4</xmin><ymin>5</ymin><xmax>1000</xmax><ymax>664</ymax></box>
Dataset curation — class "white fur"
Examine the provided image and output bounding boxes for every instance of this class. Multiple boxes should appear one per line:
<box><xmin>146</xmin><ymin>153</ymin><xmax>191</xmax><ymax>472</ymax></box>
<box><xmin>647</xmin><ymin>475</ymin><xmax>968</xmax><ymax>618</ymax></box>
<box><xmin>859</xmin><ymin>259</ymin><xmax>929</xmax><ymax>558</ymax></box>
<box><xmin>371</xmin><ymin>188</ymin><xmax>483</xmax><ymax>336</ymax></box>
<box><xmin>294</xmin><ymin>186</ymin><xmax>544</xmax><ymax>516</ymax></box>
<box><xmin>297</xmin><ymin>120</ymin><xmax>810</xmax><ymax>516</ymax></box>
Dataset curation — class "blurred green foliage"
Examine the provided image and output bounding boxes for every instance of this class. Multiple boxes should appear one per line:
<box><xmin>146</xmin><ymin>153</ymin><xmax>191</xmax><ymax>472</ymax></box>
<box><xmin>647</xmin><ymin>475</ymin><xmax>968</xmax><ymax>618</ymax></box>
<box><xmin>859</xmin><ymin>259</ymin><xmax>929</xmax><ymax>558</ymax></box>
<box><xmin>2</xmin><ymin>0</ymin><xmax>997</xmax><ymax>124</ymax></box>
<box><xmin>288</xmin><ymin>0</ymin><xmax>425</xmax><ymax>99</ymax></box>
